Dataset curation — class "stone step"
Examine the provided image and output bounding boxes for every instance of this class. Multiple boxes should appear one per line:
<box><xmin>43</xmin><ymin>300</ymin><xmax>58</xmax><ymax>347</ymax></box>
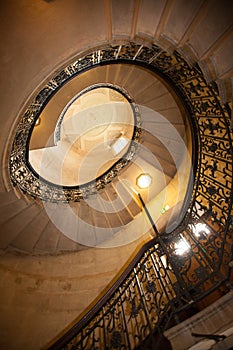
<box><xmin>143</xmin><ymin>120</ymin><xmax>186</xmax><ymax>138</ymax></box>
<box><xmin>142</xmin><ymin>132</ymin><xmax>185</xmax><ymax>162</ymax></box>
<box><xmin>0</xmin><ymin>190</ymin><xmax>20</xmax><ymax>208</ymax></box>
<box><xmin>84</xmin><ymin>194</ymin><xmax>112</xmax><ymax>229</ymax></box>
<box><xmin>99</xmin><ymin>189</ymin><xmax>125</xmax><ymax>227</ymax></box>
<box><xmin>0</xmin><ymin>196</ymin><xmax>28</xmax><ymax>225</ymax></box>
<box><xmin>133</xmin><ymin>79</ymin><xmax>161</xmax><ymax>102</ymax></box>
<box><xmin>33</xmin><ymin>220</ymin><xmax>61</xmax><ymax>254</ymax></box>
<box><xmin>143</xmin><ymin>93</ymin><xmax>178</xmax><ymax>112</ymax></box>
<box><xmin>112</xmin><ymin>181</ymin><xmax>140</xmax><ymax>217</ymax></box>
<box><xmin>87</xmin><ymin>196</ymin><xmax>121</xmax><ymax>246</ymax></box>
<box><xmin>110</xmin><ymin>182</ymin><xmax>138</xmax><ymax>224</ymax></box>
<box><xmin>10</xmin><ymin>208</ymin><xmax>50</xmax><ymax>253</ymax></box>
<box><xmin>75</xmin><ymin>201</ymin><xmax>99</xmax><ymax>247</ymax></box>
<box><xmin>138</xmin><ymin>145</ymin><xmax>177</xmax><ymax>179</ymax></box>
<box><xmin>143</xmin><ymin>106</ymin><xmax>186</xmax><ymax>125</ymax></box>
<box><xmin>56</xmin><ymin>232</ymin><xmax>86</xmax><ymax>253</ymax></box>
<box><xmin>139</xmin><ymin>140</ymin><xmax>175</xmax><ymax>166</ymax></box>
<box><xmin>142</xmin><ymin>130</ymin><xmax>186</xmax><ymax>159</ymax></box>
<box><xmin>0</xmin><ymin>203</ymin><xmax>40</xmax><ymax>250</ymax></box>
<box><xmin>116</xmin><ymin>65</ymin><xmax>135</xmax><ymax>87</ymax></box>
<box><xmin>122</xmin><ymin>65</ymin><xmax>158</xmax><ymax>99</ymax></box>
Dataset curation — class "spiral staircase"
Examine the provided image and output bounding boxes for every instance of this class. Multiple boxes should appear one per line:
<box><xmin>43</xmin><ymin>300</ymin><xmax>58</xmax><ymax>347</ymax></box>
<box><xmin>0</xmin><ymin>1</ymin><xmax>232</xmax><ymax>349</ymax></box>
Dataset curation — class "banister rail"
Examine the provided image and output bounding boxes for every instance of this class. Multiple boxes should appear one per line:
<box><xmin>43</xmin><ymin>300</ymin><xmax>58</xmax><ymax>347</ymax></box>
<box><xmin>9</xmin><ymin>42</ymin><xmax>232</xmax><ymax>350</ymax></box>
<box><xmin>47</xmin><ymin>235</ymin><xmax>181</xmax><ymax>350</ymax></box>
<box><xmin>48</xmin><ymin>237</ymin><xmax>159</xmax><ymax>349</ymax></box>
<box><xmin>48</xmin><ymin>211</ymin><xmax>232</xmax><ymax>350</ymax></box>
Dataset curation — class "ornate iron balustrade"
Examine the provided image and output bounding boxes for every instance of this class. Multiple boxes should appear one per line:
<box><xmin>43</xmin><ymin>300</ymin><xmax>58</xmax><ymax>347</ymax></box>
<box><xmin>48</xmin><ymin>219</ymin><xmax>232</xmax><ymax>350</ymax></box>
<box><xmin>8</xmin><ymin>42</ymin><xmax>233</xmax><ymax>349</ymax></box>
<box><xmin>9</xmin><ymin>42</ymin><xmax>233</xmax><ymax>206</ymax></box>
<box><xmin>48</xmin><ymin>238</ymin><xmax>190</xmax><ymax>350</ymax></box>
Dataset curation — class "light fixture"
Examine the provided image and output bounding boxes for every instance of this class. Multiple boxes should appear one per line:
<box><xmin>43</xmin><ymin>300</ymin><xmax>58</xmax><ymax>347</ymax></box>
<box><xmin>174</xmin><ymin>237</ymin><xmax>191</xmax><ymax>256</ymax></box>
<box><xmin>112</xmin><ymin>136</ymin><xmax>128</xmax><ymax>155</ymax></box>
<box><xmin>121</xmin><ymin>174</ymin><xmax>158</xmax><ymax>236</ymax></box>
<box><xmin>190</xmin><ymin>223</ymin><xmax>210</xmax><ymax>238</ymax></box>
<box><xmin>136</xmin><ymin>173</ymin><xmax>152</xmax><ymax>189</ymax></box>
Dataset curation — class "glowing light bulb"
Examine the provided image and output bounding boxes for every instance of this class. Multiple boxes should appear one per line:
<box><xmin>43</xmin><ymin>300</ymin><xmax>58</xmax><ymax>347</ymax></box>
<box><xmin>191</xmin><ymin>223</ymin><xmax>210</xmax><ymax>237</ymax></box>
<box><xmin>174</xmin><ymin>238</ymin><xmax>191</xmax><ymax>255</ymax></box>
<box><xmin>136</xmin><ymin>173</ymin><xmax>152</xmax><ymax>189</ymax></box>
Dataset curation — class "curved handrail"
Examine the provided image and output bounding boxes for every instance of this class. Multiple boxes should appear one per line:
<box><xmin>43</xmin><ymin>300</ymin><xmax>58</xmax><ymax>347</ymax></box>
<box><xmin>46</xmin><ymin>44</ymin><xmax>233</xmax><ymax>350</ymax></box>
<box><xmin>48</xmin><ymin>236</ymin><xmax>158</xmax><ymax>349</ymax></box>
<box><xmin>9</xmin><ymin>42</ymin><xmax>232</xmax><ymax>349</ymax></box>
<box><xmin>48</xmin><ymin>208</ymin><xmax>232</xmax><ymax>350</ymax></box>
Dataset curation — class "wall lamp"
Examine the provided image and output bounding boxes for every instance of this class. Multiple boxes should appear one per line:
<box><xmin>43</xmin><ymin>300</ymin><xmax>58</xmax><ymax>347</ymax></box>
<box><xmin>123</xmin><ymin>173</ymin><xmax>159</xmax><ymax>236</ymax></box>
<box><xmin>136</xmin><ymin>173</ymin><xmax>152</xmax><ymax>189</ymax></box>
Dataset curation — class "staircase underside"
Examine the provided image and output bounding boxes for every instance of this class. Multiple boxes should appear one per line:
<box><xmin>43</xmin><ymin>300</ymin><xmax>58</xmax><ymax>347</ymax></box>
<box><xmin>1</xmin><ymin>61</ymin><xmax>191</xmax><ymax>255</ymax></box>
<box><xmin>0</xmin><ymin>1</ymin><xmax>232</xmax><ymax>350</ymax></box>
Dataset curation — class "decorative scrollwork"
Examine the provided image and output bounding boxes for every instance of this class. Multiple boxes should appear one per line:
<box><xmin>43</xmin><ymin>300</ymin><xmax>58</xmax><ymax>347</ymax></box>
<box><xmin>9</xmin><ymin>42</ymin><xmax>232</xmax><ymax>211</ymax></box>
<box><xmin>9</xmin><ymin>42</ymin><xmax>233</xmax><ymax>349</ymax></box>
<box><xmin>10</xmin><ymin>79</ymin><xmax>142</xmax><ymax>202</ymax></box>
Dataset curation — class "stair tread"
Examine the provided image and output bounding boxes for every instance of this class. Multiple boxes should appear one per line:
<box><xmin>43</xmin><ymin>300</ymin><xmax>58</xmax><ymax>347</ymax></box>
<box><xmin>143</xmin><ymin>121</ymin><xmax>186</xmax><ymax>137</ymax></box>
<box><xmin>144</xmin><ymin>107</ymin><xmax>185</xmax><ymax>125</ymax></box>
<box><xmin>0</xmin><ymin>190</ymin><xmax>19</xmax><ymax>208</ymax></box>
<box><xmin>110</xmin><ymin>182</ymin><xmax>136</xmax><ymax>224</ymax></box>
<box><xmin>133</xmin><ymin>80</ymin><xmax>160</xmax><ymax>101</ymax></box>
<box><xmin>84</xmin><ymin>195</ymin><xmax>110</xmax><ymax>228</ymax></box>
<box><xmin>143</xmin><ymin>124</ymin><xmax>186</xmax><ymax>141</ymax></box>
<box><xmin>0</xmin><ymin>198</ymin><xmax>28</xmax><ymax>225</ymax></box>
<box><xmin>10</xmin><ymin>209</ymin><xmax>50</xmax><ymax>252</ymax></box>
<box><xmin>135</xmin><ymin>80</ymin><xmax>167</xmax><ymax>101</ymax></box>
<box><xmin>141</xmin><ymin>141</ymin><xmax>184</xmax><ymax>166</ymax></box>
<box><xmin>57</xmin><ymin>233</ymin><xmax>85</xmax><ymax>252</ymax></box>
<box><xmin>138</xmin><ymin>143</ymin><xmax>174</xmax><ymax>165</ymax></box>
<box><xmin>0</xmin><ymin>203</ymin><xmax>40</xmax><ymax>249</ymax></box>
<box><xmin>142</xmin><ymin>130</ymin><xmax>186</xmax><ymax>156</ymax></box>
<box><xmin>34</xmin><ymin>220</ymin><xmax>61</xmax><ymax>253</ymax></box>
<box><xmin>137</xmin><ymin>148</ymin><xmax>177</xmax><ymax>178</ymax></box>
<box><xmin>124</xmin><ymin>67</ymin><xmax>158</xmax><ymax>98</ymax></box>
<box><xmin>99</xmin><ymin>189</ymin><xmax>125</xmax><ymax>227</ymax></box>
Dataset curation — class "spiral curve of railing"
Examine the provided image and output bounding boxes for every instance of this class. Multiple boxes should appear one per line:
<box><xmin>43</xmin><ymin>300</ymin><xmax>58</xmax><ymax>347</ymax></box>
<box><xmin>9</xmin><ymin>43</ymin><xmax>233</xmax><ymax>350</ymax></box>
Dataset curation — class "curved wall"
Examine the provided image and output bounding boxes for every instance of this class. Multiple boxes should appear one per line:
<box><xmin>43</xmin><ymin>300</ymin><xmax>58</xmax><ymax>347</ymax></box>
<box><xmin>0</xmin><ymin>1</ymin><xmax>232</xmax><ymax>349</ymax></box>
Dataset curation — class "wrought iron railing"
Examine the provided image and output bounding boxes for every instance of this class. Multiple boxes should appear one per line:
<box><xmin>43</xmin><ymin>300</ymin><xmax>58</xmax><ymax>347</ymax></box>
<box><xmin>48</xmin><ymin>216</ymin><xmax>232</xmax><ymax>350</ymax></box>
<box><xmin>48</xmin><ymin>237</ymin><xmax>187</xmax><ymax>350</ymax></box>
<box><xmin>9</xmin><ymin>42</ymin><xmax>233</xmax><ymax>349</ymax></box>
<box><xmin>48</xmin><ymin>44</ymin><xmax>232</xmax><ymax>350</ymax></box>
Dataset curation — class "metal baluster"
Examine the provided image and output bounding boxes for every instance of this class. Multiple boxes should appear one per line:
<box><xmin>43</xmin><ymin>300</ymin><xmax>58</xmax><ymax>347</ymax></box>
<box><xmin>150</xmin><ymin>250</ymin><xmax>177</xmax><ymax>311</ymax></box>
<box><xmin>102</xmin><ymin>306</ymin><xmax>107</xmax><ymax>350</ymax></box>
<box><xmin>119</xmin><ymin>287</ymin><xmax>132</xmax><ymax>350</ymax></box>
<box><xmin>133</xmin><ymin>266</ymin><xmax>152</xmax><ymax>334</ymax></box>
<box><xmin>128</xmin><ymin>276</ymin><xmax>143</xmax><ymax>345</ymax></box>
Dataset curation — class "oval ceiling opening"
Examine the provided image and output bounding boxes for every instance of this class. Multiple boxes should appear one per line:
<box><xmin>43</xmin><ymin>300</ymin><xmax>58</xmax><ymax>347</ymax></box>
<box><xmin>28</xmin><ymin>85</ymin><xmax>135</xmax><ymax>186</ymax></box>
